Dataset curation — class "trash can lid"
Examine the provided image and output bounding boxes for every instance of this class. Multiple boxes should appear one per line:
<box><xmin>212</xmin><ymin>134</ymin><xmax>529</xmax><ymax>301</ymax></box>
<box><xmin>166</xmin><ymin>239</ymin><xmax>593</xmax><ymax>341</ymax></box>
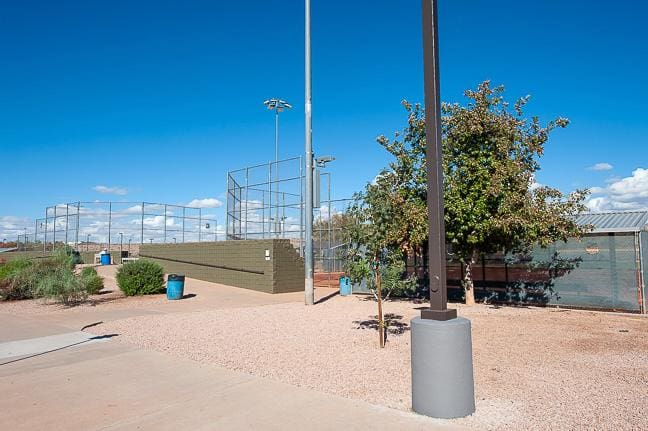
<box><xmin>168</xmin><ymin>273</ymin><xmax>186</xmax><ymax>281</ymax></box>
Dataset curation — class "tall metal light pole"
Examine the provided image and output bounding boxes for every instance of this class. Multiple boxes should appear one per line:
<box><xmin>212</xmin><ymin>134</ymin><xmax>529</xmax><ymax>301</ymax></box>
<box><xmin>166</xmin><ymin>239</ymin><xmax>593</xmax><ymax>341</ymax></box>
<box><xmin>304</xmin><ymin>0</ymin><xmax>315</xmax><ymax>306</ymax></box>
<box><xmin>119</xmin><ymin>232</ymin><xmax>123</xmax><ymax>260</ymax></box>
<box><xmin>421</xmin><ymin>0</ymin><xmax>455</xmax><ymax>322</ymax></box>
<box><xmin>264</xmin><ymin>98</ymin><xmax>292</xmax><ymax>238</ymax></box>
<box><xmin>410</xmin><ymin>0</ymin><xmax>475</xmax><ymax>419</ymax></box>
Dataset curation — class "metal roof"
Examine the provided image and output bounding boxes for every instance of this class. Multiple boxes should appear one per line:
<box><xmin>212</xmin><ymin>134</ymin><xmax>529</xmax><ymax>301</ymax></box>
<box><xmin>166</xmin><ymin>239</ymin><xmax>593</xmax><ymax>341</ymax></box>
<box><xmin>576</xmin><ymin>211</ymin><xmax>648</xmax><ymax>233</ymax></box>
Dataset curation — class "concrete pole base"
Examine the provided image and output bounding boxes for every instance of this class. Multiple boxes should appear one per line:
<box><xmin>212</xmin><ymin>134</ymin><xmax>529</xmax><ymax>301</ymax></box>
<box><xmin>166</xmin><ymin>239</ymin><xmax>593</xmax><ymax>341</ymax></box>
<box><xmin>411</xmin><ymin>316</ymin><xmax>475</xmax><ymax>419</ymax></box>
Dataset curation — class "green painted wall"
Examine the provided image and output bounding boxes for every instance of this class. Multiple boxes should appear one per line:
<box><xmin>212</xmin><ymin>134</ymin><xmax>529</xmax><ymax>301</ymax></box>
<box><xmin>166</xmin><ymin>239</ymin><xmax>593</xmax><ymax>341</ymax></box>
<box><xmin>139</xmin><ymin>240</ymin><xmax>304</xmax><ymax>294</ymax></box>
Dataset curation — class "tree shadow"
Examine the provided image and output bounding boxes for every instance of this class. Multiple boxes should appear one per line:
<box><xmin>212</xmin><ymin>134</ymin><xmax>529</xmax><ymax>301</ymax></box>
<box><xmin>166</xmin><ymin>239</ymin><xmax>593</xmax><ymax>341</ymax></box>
<box><xmin>353</xmin><ymin>313</ymin><xmax>411</xmax><ymax>337</ymax></box>
<box><xmin>492</xmin><ymin>252</ymin><xmax>583</xmax><ymax>306</ymax></box>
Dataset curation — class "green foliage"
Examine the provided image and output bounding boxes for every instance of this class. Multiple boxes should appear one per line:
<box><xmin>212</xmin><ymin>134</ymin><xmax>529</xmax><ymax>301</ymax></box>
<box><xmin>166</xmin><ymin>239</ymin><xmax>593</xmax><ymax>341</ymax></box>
<box><xmin>0</xmin><ymin>258</ymin><xmax>32</xmax><ymax>282</ymax></box>
<box><xmin>379</xmin><ymin>260</ymin><xmax>418</xmax><ymax>298</ymax></box>
<box><xmin>116</xmin><ymin>259</ymin><xmax>165</xmax><ymax>296</ymax></box>
<box><xmin>0</xmin><ymin>259</ymin><xmax>34</xmax><ymax>300</ymax></box>
<box><xmin>440</xmin><ymin>82</ymin><xmax>589</xmax><ymax>261</ymax></box>
<box><xmin>35</xmin><ymin>268</ymin><xmax>88</xmax><ymax>305</ymax></box>
<box><xmin>51</xmin><ymin>245</ymin><xmax>77</xmax><ymax>270</ymax></box>
<box><xmin>79</xmin><ymin>266</ymin><xmax>104</xmax><ymax>294</ymax></box>
<box><xmin>0</xmin><ymin>259</ymin><xmax>59</xmax><ymax>301</ymax></box>
<box><xmin>348</xmin><ymin>81</ymin><xmax>590</xmax><ymax>303</ymax></box>
<box><xmin>0</xmin><ymin>252</ymin><xmax>97</xmax><ymax>304</ymax></box>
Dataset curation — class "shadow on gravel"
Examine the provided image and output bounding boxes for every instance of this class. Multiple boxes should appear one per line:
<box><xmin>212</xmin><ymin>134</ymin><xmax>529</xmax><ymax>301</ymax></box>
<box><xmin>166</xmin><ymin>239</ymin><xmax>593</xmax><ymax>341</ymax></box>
<box><xmin>353</xmin><ymin>313</ymin><xmax>410</xmax><ymax>336</ymax></box>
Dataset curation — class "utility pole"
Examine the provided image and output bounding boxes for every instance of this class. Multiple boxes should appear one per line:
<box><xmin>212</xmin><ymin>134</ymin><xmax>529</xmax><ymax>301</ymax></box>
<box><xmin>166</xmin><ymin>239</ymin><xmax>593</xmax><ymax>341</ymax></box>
<box><xmin>304</xmin><ymin>0</ymin><xmax>315</xmax><ymax>306</ymax></box>
<box><xmin>410</xmin><ymin>0</ymin><xmax>475</xmax><ymax>419</ymax></box>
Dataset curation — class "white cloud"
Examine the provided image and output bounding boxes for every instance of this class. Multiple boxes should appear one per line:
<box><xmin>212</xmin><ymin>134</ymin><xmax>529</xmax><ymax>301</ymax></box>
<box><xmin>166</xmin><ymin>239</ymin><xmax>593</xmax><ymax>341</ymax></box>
<box><xmin>586</xmin><ymin>168</ymin><xmax>648</xmax><ymax>212</ymax></box>
<box><xmin>588</xmin><ymin>162</ymin><xmax>613</xmax><ymax>171</ymax></box>
<box><xmin>93</xmin><ymin>185</ymin><xmax>128</xmax><ymax>196</ymax></box>
<box><xmin>0</xmin><ymin>216</ymin><xmax>34</xmax><ymax>240</ymax></box>
<box><xmin>187</xmin><ymin>198</ymin><xmax>223</xmax><ymax>208</ymax></box>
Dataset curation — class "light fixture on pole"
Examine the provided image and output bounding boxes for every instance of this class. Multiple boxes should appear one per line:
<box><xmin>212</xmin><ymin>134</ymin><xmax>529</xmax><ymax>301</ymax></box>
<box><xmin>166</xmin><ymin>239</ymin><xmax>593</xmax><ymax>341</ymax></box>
<box><xmin>410</xmin><ymin>0</ymin><xmax>475</xmax><ymax>419</ymax></box>
<box><xmin>264</xmin><ymin>98</ymin><xmax>292</xmax><ymax>238</ymax></box>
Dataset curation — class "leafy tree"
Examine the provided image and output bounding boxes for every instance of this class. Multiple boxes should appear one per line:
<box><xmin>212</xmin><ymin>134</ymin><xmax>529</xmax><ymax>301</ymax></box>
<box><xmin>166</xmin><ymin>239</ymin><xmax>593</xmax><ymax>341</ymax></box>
<box><xmin>350</xmin><ymin>81</ymin><xmax>590</xmax><ymax>306</ymax></box>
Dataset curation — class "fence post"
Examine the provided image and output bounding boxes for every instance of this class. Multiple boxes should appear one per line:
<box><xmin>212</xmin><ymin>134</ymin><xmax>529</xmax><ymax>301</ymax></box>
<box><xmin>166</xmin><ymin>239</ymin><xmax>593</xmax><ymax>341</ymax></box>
<box><xmin>141</xmin><ymin>202</ymin><xmax>145</xmax><ymax>244</ymax></box>
<box><xmin>244</xmin><ymin>167</ymin><xmax>249</xmax><ymax>240</ymax></box>
<box><xmin>65</xmin><ymin>204</ymin><xmax>69</xmax><ymax>245</ymax></box>
<box><xmin>268</xmin><ymin>162</ymin><xmax>272</xmax><ymax>239</ymax></box>
<box><xmin>53</xmin><ymin>205</ymin><xmax>57</xmax><ymax>250</ymax></box>
<box><xmin>43</xmin><ymin>208</ymin><xmax>47</xmax><ymax>252</ymax></box>
<box><xmin>75</xmin><ymin>202</ymin><xmax>80</xmax><ymax>249</ymax></box>
<box><xmin>299</xmin><ymin>156</ymin><xmax>304</xmax><ymax>257</ymax></box>
<box><xmin>108</xmin><ymin>202</ymin><xmax>112</xmax><ymax>251</ymax></box>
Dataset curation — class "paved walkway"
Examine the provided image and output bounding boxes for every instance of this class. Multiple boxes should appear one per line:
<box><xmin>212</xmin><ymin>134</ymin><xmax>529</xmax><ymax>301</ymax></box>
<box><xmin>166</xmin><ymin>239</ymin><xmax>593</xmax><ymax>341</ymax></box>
<box><xmin>0</xmin><ymin>269</ymin><xmax>462</xmax><ymax>430</ymax></box>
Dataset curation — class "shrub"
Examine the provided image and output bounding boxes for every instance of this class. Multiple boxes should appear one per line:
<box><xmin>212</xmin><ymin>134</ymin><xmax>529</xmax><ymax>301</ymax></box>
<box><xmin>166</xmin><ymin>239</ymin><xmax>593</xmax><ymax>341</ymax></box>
<box><xmin>0</xmin><ymin>258</ymin><xmax>38</xmax><ymax>301</ymax></box>
<box><xmin>51</xmin><ymin>245</ymin><xmax>77</xmax><ymax>270</ymax></box>
<box><xmin>34</xmin><ymin>268</ymin><xmax>88</xmax><ymax>305</ymax></box>
<box><xmin>79</xmin><ymin>266</ymin><xmax>104</xmax><ymax>295</ymax></box>
<box><xmin>116</xmin><ymin>259</ymin><xmax>165</xmax><ymax>296</ymax></box>
<box><xmin>79</xmin><ymin>266</ymin><xmax>104</xmax><ymax>294</ymax></box>
<box><xmin>0</xmin><ymin>258</ymin><xmax>32</xmax><ymax>282</ymax></box>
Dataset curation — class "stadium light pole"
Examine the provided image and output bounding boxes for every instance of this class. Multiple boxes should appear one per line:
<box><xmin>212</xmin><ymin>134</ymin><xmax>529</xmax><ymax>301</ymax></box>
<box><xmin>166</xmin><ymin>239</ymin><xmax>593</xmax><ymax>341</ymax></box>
<box><xmin>304</xmin><ymin>0</ymin><xmax>315</xmax><ymax>305</ymax></box>
<box><xmin>264</xmin><ymin>98</ymin><xmax>292</xmax><ymax>238</ymax></box>
<box><xmin>410</xmin><ymin>0</ymin><xmax>475</xmax><ymax>419</ymax></box>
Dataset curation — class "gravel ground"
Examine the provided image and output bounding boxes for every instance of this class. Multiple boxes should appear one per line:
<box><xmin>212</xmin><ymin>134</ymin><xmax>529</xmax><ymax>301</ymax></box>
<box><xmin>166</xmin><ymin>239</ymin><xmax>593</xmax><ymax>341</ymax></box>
<box><xmin>87</xmin><ymin>297</ymin><xmax>648</xmax><ymax>430</ymax></box>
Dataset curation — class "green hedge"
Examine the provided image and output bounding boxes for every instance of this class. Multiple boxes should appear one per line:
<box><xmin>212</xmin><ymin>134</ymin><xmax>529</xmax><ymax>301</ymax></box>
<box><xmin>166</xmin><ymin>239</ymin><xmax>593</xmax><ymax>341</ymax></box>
<box><xmin>80</xmin><ymin>266</ymin><xmax>104</xmax><ymax>295</ymax></box>
<box><xmin>116</xmin><ymin>259</ymin><xmax>165</xmax><ymax>296</ymax></box>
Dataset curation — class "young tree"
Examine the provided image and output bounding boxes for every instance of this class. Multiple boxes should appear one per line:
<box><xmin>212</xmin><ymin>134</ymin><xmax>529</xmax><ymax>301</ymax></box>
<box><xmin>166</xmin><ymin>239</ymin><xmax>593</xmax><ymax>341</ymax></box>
<box><xmin>343</xmin><ymin>172</ymin><xmax>418</xmax><ymax>348</ymax></box>
<box><xmin>356</xmin><ymin>81</ymin><xmax>590</xmax><ymax>305</ymax></box>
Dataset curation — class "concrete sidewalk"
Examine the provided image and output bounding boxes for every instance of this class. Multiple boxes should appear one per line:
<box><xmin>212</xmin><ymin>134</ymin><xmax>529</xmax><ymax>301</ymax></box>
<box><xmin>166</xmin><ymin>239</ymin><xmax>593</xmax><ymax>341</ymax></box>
<box><xmin>0</xmin><ymin>327</ymin><xmax>462</xmax><ymax>431</ymax></box>
<box><xmin>0</xmin><ymin>268</ymin><xmax>461</xmax><ymax>430</ymax></box>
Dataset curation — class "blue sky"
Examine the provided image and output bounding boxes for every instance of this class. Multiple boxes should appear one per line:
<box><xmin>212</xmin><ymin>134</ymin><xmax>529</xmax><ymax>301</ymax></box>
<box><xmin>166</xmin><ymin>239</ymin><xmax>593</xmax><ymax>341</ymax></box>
<box><xmin>1</xmin><ymin>0</ymin><xmax>647</xmax><ymax>239</ymax></box>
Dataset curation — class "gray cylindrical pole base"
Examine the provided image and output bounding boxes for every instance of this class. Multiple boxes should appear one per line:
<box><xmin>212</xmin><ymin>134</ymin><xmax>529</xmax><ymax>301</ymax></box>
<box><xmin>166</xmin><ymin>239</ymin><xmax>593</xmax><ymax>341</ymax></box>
<box><xmin>411</xmin><ymin>316</ymin><xmax>475</xmax><ymax>419</ymax></box>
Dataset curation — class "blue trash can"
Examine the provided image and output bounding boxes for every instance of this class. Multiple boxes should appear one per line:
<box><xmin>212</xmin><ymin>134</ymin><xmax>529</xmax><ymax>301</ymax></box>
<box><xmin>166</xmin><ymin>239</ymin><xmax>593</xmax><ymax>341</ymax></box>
<box><xmin>167</xmin><ymin>274</ymin><xmax>185</xmax><ymax>300</ymax></box>
<box><xmin>100</xmin><ymin>252</ymin><xmax>111</xmax><ymax>266</ymax></box>
<box><xmin>339</xmin><ymin>276</ymin><xmax>352</xmax><ymax>296</ymax></box>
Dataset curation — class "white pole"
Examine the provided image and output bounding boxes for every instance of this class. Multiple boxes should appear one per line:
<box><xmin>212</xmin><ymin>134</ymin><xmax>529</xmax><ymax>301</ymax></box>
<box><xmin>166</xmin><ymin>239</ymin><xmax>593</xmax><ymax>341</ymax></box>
<box><xmin>304</xmin><ymin>0</ymin><xmax>315</xmax><ymax>306</ymax></box>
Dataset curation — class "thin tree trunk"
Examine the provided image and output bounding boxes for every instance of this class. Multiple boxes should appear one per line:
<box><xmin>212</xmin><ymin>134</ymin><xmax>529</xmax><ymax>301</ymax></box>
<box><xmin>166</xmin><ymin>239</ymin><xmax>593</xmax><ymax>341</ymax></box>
<box><xmin>464</xmin><ymin>253</ymin><xmax>477</xmax><ymax>306</ymax></box>
<box><xmin>376</xmin><ymin>264</ymin><xmax>385</xmax><ymax>348</ymax></box>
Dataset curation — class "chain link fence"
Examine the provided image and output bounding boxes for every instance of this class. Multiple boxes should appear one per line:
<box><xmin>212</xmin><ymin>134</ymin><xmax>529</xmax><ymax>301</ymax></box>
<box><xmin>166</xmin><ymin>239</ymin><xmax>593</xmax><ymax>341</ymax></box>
<box><xmin>27</xmin><ymin>201</ymin><xmax>219</xmax><ymax>253</ymax></box>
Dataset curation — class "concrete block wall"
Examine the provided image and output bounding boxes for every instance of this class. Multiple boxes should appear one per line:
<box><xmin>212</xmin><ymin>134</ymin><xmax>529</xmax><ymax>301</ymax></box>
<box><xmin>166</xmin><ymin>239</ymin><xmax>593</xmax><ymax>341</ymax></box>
<box><xmin>139</xmin><ymin>240</ymin><xmax>304</xmax><ymax>294</ymax></box>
